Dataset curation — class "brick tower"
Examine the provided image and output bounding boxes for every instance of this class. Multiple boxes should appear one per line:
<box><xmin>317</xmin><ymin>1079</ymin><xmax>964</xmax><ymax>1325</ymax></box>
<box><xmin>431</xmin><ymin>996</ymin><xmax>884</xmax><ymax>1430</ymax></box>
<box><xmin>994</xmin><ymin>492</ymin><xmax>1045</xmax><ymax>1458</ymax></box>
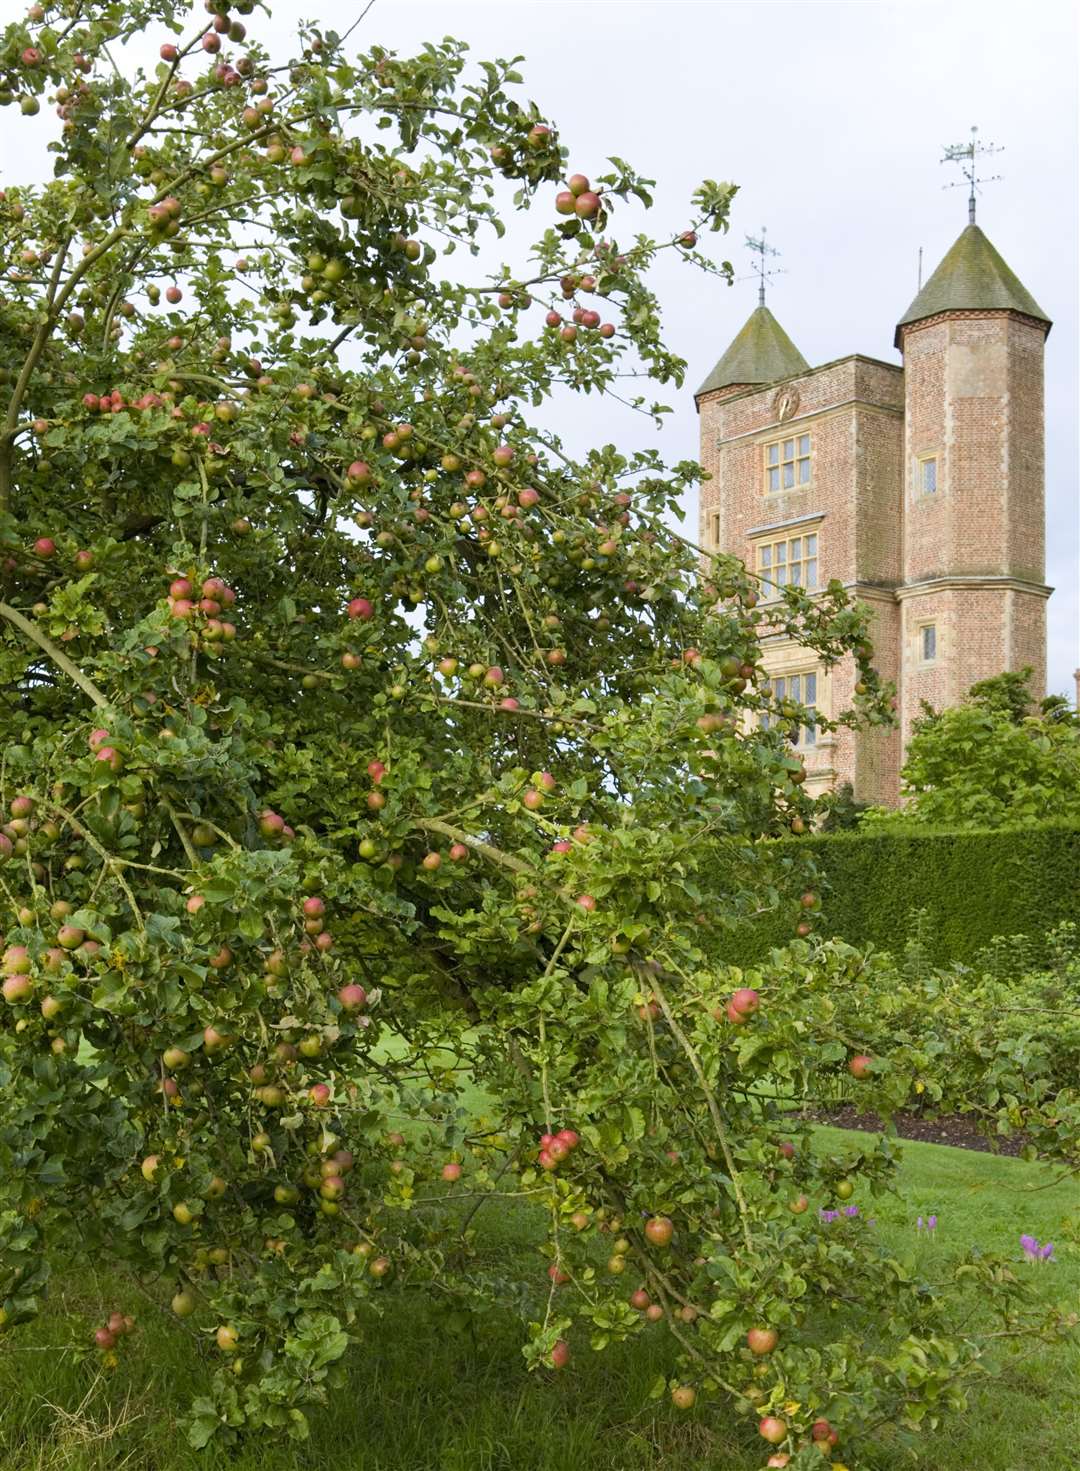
<box><xmin>893</xmin><ymin>224</ymin><xmax>1052</xmax><ymax>751</ymax></box>
<box><xmin>697</xmin><ymin>221</ymin><xmax>1051</xmax><ymax>805</ymax></box>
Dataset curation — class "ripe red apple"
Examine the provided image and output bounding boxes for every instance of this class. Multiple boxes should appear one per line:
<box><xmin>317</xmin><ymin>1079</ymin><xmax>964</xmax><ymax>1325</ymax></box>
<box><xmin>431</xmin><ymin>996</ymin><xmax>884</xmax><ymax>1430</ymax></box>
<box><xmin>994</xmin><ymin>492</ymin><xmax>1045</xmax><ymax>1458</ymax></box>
<box><xmin>644</xmin><ymin>1216</ymin><xmax>673</xmax><ymax>1248</ymax></box>
<box><xmin>550</xmin><ymin>1339</ymin><xmax>570</xmax><ymax>1369</ymax></box>
<box><xmin>94</xmin><ymin>1327</ymin><xmax>117</xmax><ymax>1350</ymax></box>
<box><xmin>441</xmin><ymin>1162</ymin><xmax>462</xmax><ymax>1183</ymax></box>
<box><xmin>422</xmin><ymin>851</ymin><xmax>442</xmax><ymax>871</ymax></box>
<box><xmin>788</xmin><ymin>1194</ymin><xmax>809</xmax><ymax>1214</ymax></box>
<box><xmin>2</xmin><ymin>975</ymin><xmax>32</xmax><ymax>1004</ymax></box>
<box><xmin>308</xmin><ymin>1083</ymin><xmax>331</xmax><ymax>1107</ymax></box>
<box><xmin>630</xmin><ymin>1288</ymin><xmax>650</xmax><ymax>1310</ymax></box>
<box><xmin>777</xmin><ymin>1141</ymin><xmax>795</xmax><ymax>1160</ymax></box>
<box><xmin>347</xmin><ymin>597</ymin><xmax>374</xmax><ymax>620</ymax></box>
<box><xmin>575</xmin><ymin>894</ymin><xmax>596</xmax><ymax>912</ymax></box>
<box><xmin>449</xmin><ymin>842</ymin><xmax>468</xmax><ymax>862</ymax></box>
<box><xmin>747</xmin><ymin>1326</ymin><xmax>778</xmax><ymax>1356</ymax></box>
<box><xmin>759</xmin><ymin>1417</ymin><xmax>788</xmax><ymax>1445</ymax></box>
<box><xmin>338</xmin><ymin>984</ymin><xmax>367</xmax><ymax>1012</ymax></box>
<box><xmin>33</xmin><ymin>537</ymin><xmax>56</xmax><ymax>559</ymax></box>
<box><xmin>848</xmin><ymin>1054</ymin><xmax>873</xmax><ymax>1080</ymax></box>
<box><xmin>567</xmin><ymin>173</ymin><xmax>590</xmax><ymax>197</ymax></box>
<box><xmin>730</xmin><ymin>987</ymin><xmax>760</xmax><ymax>1017</ymax></box>
<box><xmin>811</xmin><ymin>1419</ymin><xmax>833</xmax><ymax>1442</ymax></box>
<box><xmin>574</xmin><ymin>191</ymin><xmax>601</xmax><ymax>219</ymax></box>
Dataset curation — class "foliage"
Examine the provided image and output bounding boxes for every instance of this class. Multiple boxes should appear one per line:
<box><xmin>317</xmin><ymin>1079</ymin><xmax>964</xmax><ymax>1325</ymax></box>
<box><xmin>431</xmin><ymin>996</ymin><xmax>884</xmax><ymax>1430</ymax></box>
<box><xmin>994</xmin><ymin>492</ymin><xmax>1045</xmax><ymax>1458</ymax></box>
<box><xmin>863</xmin><ymin>672</ymin><xmax>1080</xmax><ymax>829</ymax></box>
<box><xmin>818</xmin><ymin>781</ymin><xmax>869</xmax><ymax>833</ymax></box>
<box><xmin>0</xmin><ymin>4</ymin><xmax>1075</xmax><ymax>1466</ymax></box>
<box><xmin>715</xmin><ymin>822</ymin><xmax>1080</xmax><ymax>969</ymax></box>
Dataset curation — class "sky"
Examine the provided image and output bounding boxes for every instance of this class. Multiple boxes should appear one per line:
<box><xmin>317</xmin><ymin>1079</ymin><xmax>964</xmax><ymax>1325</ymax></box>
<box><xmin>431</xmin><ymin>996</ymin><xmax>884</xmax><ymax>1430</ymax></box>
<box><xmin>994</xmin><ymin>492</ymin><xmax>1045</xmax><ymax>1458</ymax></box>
<box><xmin>2</xmin><ymin>0</ymin><xmax>1077</xmax><ymax>695</ymax></box>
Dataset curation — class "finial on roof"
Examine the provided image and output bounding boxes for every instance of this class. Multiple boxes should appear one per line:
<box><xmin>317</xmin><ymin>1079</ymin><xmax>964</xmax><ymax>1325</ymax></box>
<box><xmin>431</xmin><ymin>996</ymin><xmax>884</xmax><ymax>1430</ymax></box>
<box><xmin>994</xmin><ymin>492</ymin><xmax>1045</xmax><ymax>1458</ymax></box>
<box><xmin>941</xmin><ymin>125</ymin><xmax>1003</xmax><ymax>225</ymax></box>
<box><xmin>744</xmin><ymin>226</ymin><xmax>783</xmax><ymax>306</ymax></box>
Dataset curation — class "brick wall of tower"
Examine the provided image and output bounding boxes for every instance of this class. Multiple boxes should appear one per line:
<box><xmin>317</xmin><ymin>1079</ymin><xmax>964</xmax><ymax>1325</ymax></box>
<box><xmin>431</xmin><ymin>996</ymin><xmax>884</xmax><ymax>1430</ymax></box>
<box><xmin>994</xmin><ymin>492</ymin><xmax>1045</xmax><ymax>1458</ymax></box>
<box><xmin>698</xmin><ymin>356</ymin><xmax>905</xmax><ymax>804</ymax></box>
<box><xmin>1005</xmin><ymin>319</ymin><xmax>1047</xmax><ymax>586</ymax></box>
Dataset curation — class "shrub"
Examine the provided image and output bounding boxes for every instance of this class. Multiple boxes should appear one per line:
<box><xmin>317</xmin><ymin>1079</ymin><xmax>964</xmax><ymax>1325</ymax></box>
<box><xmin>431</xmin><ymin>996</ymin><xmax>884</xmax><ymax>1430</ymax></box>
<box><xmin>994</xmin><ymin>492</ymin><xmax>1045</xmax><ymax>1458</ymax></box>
<box><xmin>718</xmin><ymin>822</ymin><xmax>1080</xmax><ymax>967</ymax></box>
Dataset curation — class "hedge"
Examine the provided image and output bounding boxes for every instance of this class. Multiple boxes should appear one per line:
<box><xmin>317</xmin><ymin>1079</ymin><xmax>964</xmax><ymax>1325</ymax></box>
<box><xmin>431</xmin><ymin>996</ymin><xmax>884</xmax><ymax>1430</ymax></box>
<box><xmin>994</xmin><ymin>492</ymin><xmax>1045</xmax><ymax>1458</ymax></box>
<box><xmin>718</xmin><ymin>820</ymin><xmax>1080</xmax><ymax>967</ymax></box>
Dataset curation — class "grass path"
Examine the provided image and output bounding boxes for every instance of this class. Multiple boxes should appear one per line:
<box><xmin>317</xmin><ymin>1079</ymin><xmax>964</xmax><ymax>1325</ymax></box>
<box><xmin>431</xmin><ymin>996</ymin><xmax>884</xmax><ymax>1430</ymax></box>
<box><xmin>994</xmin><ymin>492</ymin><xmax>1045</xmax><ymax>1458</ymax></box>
<box><xmin>1</xmin><ymin>1130</ymin><xmax>1076</xmax><ymax>1471</ymax></box>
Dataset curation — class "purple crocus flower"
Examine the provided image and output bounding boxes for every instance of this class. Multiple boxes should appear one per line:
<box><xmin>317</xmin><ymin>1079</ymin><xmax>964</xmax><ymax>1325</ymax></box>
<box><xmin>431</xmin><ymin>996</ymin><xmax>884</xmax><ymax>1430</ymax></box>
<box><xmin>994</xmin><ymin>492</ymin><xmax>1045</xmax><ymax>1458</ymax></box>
<box><xmin>1021</xmin><ymin>1234</ymin><xmax>1055</xmax><ymax>1263</ymax></box>
<box><xmin>819</xmin><ymin>1209</ymin><xmax>840</xmax><ymax>1223</ymax></box>
<box><xmin>927</xmin><ymin>1215</ymin><xmax>937</xmax><ymax>1232</ymax></box>
<box><xmin>844</xmin><ymin>1205</ymin><xmax>859</xmax><ymax>1217</ymax></box>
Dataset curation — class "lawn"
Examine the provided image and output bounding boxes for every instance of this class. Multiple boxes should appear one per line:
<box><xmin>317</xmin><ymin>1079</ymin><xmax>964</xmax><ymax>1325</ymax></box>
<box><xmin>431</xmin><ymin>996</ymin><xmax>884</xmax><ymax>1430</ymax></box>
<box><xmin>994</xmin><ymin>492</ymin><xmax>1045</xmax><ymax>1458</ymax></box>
<box><xmin>1</xmin><ymin>1129</ymin><xmax>1076</xmax><ymax>1471</ymax></box>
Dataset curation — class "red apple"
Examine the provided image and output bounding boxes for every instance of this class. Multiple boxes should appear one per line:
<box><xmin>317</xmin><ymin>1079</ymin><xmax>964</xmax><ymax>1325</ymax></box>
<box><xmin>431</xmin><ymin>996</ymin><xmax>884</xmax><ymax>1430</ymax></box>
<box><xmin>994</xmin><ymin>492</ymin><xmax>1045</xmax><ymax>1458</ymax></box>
<box><xmin>759</xmin><ymin>1417</ymin><xmax>788</xmax><ymax>1445</ymax></box>
<box><xmin>747</xmin><ymin>1326</ymin><xmax>778</xmax><ymax>1356</ymax></box>
<box><xmin>644</xmin><ymin>1216</ymin><xmax>673</xmax><ymax>1247</ymax></box>
<box><xmin>848</xmin><ymin>1054</ymin><xmax>873</xmax><ymax>1080</ymax></box>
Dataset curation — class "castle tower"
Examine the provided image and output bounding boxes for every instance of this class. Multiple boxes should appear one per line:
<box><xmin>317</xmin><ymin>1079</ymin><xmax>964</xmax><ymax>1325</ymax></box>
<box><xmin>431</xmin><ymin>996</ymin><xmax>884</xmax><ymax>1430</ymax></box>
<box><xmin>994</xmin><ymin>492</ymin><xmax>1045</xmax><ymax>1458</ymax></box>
<box><xmin>894</xmin><ymin>224</ymin><xmax>1052</xmax><ymax>749</ymax></box>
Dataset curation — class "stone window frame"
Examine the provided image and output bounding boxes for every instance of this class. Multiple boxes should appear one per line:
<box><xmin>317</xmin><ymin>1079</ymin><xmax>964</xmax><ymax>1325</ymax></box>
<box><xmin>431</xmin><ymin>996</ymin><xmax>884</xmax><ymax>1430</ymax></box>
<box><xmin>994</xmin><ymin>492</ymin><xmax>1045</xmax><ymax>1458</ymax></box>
<box><xmin>763</xmin><ymin>431</ymin><xmax>812</xmax><ymax>494</ymax></box>
<box><xmin>709</xmin><ymin>511</ymin><xmax>722</xmax><ymax>549</ymax></box>
<box><xmin>915</xmin><ymin>451</ymin><xmax>941</xmax><ymax>499</ymax></box>
<box><xmin>749</xmin><ymin>519</ymin><xmax>821</xmax><ymax>602</ymax></box>
<box><xmin>916</xmin><ymin>620</ymin><xmax>939</xmax><ymax>667</ymax></box>
<box><xmin>760</xmin><ymin>667</ymin><xmax>820</xmax><ymax>749</ymax></box>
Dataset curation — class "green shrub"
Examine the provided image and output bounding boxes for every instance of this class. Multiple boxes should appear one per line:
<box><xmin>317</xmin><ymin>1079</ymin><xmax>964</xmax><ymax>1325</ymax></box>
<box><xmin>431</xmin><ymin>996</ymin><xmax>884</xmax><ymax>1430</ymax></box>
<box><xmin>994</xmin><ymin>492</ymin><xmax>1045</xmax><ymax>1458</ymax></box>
<box><xmin>719</xmin><ymin>821</ymin><xmax>1080</xmax><ymax>966</ymax></box>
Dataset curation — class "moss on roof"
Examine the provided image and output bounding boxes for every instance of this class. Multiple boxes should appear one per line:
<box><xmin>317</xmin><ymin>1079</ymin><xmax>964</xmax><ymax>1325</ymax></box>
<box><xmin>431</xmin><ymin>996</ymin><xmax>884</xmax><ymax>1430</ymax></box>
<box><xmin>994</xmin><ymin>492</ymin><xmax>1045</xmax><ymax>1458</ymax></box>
<box><xmin>894</xmin><ymin>224</ymin><xmax>1050</xmax><ymax>347</ymax></box>
<box><xmin>695</xmin><ymin>305</ymin><xmax>809</xmax><ymax>400</ymax></box>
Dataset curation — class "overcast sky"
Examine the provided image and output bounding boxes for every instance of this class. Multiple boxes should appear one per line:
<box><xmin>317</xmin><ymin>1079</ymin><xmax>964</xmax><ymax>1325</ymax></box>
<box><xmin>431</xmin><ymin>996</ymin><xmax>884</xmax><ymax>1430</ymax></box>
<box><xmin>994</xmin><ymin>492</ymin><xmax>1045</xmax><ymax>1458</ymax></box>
<box><xmin>3</xmin><ymin>0</ymin><xmax>1076</xmax><ymax>694</ymax></box>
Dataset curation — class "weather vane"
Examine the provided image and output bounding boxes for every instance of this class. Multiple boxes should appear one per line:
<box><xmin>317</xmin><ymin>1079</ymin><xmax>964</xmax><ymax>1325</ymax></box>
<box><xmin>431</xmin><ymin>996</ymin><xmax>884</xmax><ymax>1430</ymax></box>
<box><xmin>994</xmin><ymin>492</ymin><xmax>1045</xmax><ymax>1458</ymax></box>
<box><xmin>941</xmin><ymin>125</ymin><xmax>1003</xmax><ymax>225</ymax></box>
<box><xmin>742</xmin><ymin>227</ymin><xmax>784</xmax><ymax>306</ymax></box>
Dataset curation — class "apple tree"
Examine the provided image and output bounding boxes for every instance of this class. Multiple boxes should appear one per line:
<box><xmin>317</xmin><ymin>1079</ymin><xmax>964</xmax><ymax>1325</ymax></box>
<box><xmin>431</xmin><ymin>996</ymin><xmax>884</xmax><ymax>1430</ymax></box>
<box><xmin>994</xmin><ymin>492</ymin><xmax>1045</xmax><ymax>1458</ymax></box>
<box><xmin>0</xmin><ymin>2</ymin><xmax>1074</xmax><ymax>1462</ymax></box>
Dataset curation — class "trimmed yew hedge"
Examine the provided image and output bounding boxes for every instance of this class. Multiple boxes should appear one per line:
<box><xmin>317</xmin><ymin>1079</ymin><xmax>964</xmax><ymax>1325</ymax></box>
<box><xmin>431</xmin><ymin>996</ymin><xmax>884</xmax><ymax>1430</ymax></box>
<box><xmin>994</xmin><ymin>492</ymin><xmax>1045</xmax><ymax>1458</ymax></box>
<box><xmin>720</xmin><ymin>821</ymin><xmax>1080</xmax><ymax>966</ymax></box>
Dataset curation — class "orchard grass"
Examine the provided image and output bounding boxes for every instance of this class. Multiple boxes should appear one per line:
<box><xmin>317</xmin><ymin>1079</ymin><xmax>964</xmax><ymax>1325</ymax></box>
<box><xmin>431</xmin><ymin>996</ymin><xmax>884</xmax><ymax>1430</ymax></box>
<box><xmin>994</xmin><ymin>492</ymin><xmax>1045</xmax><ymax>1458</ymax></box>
<box><xmin>1</xmin><ymin>1131</ymin><xmax>1075</xmax><ymax>1471</ymax></box>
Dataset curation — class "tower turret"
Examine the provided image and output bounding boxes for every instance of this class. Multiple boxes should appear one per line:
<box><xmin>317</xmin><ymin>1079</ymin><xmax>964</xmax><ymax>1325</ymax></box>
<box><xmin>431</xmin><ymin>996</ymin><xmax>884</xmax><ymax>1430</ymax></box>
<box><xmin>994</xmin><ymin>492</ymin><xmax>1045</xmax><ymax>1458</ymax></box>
<box><xmin>895</xmin><ymin>222</ymin><xmax>1052</xmax><ymax>743</ymax></box>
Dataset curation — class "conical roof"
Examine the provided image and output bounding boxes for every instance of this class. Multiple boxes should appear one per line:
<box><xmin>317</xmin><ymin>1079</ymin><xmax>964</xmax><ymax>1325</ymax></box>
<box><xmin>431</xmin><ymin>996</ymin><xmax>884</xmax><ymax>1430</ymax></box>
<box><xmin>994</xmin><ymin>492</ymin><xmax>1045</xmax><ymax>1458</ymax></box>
<box><xmin>695</xmin><ymin>305</ymin><xmax>809</xmax><ymax>400</ymax></box>
<box><xmin>895</xmin><ymin>224</ymin><xmax>1050</xmax><ymax>348</ymax></box>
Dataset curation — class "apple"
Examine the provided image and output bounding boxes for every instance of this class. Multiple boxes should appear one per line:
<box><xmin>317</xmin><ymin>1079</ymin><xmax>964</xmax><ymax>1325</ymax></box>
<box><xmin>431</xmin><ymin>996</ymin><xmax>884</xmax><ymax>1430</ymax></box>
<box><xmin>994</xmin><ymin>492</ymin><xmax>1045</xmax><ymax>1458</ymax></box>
<box><xmin>811</xmin><ymin>1419</ymin><xmax>833</xmax><ymax>1442</ymax></box>
<box><xmin>630</xmin><ymin>1288</ymin><xmax>650</xmax><ymax>1310</ymax></box>
<box><xmin>172</xmin><ymin>1202</ymin><xmax>194</xmax><ymax>1225</ymax></box>
<box><xmin>766</xmin><ymin>1458</ymin><xmax>790</xmax><ymax>1469</ymax></box>
<box><xmin>215</xmin><ymin>1324</ymin><xmax>239</xmax><ymax>1351</ymax></box>
<box><xmin>309</xmin><ymin>1083</ymin><xmax>331</xmax><ymax>1107</ymax></box>
<box><xmin>644</xmin><ymin>1216</ymin><xmax>673</xmax><ymax>1248</ymax></box>
<box><xmin>347</xmin><ymin>597</ymin><xmax>374</xmax><ymax>620</ymax></box>
<box><xmin>441</xmin><ymin>1162</ymin><xmax>462</xmax><ymax>1182</ymax></box>
<box><xmin>834</xmin><ymin>1179</ymin><xmax>855</xmax><ymax>1200</ymax></box>
<box><xmin>550</xmin><ymin>1339</ymin><xmax>570</xmax><ymax>1369</ymax></box>
<box><xmin>777</xmin><ymin>1141</ymin><xmax>795</xmax><ymax>1160</ymax></box>
<box><xmin>338</xmin><ymin>984</ymin><xmax>367</xmax><ymax>1011</ymax></box>
<box><xmin>788</xmin><ymin>1194</ymin><xmax>809</xmax><ymax>1214</ymax></box>
<box><xmin>2</xmin><ymin>975</ymin><xmax>32</xmax><ymax>1004</ymax></box>
<box><xmin>848</xmin><ymin>1054</ymin><xmax>873</xmax><ymax>1080</ymax></box>
<box><xmin>747</xmin><ymin>1327</ymin><xmax>778</xmax><ymax>1356</ymax></box>
<box><xmin>671</xmin><ymin>1386</ymin><xmax>696</xmax><ymax>1410</ymax></box>
<box><xmin>94</xmin><ymin>1327</ymin><xmax>117</xmax><ymax>1350</ymax></box>
<box><xmin>759</xmin><ymin>1417</ymin><xmax>788</xmax><ymax>1445</ymax></box>
<box><xmin>2</xmin><ymin>946</ymin><xmax>29</xmax><ymax>975</ymax></box>
<box><xmin>575</xmin><ymin>894</ymin><xmax>596</xmax><ymax>912</ymax></box>
<box><xmin>171</xmin><ymin>1290</ymin><xmax>196</xmax><ymax>1317</ymax></box>
<box><xmin>730</xmin><ymin>987</ymin><xmax>760</xmax><ymax>1017</ymax></box>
